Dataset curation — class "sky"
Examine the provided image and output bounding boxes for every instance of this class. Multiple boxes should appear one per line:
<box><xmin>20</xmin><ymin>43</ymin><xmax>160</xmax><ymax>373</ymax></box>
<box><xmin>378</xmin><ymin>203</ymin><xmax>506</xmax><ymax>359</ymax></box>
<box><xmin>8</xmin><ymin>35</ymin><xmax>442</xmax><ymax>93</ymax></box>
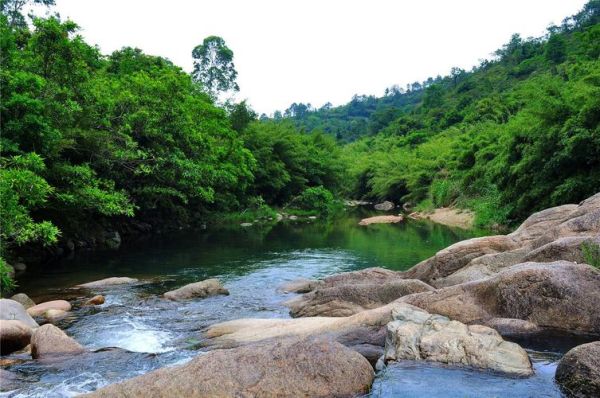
<box><xmin>32</xmin><ymin>0</ymin><xmax>588</xmax><ymax>115</ymax></box>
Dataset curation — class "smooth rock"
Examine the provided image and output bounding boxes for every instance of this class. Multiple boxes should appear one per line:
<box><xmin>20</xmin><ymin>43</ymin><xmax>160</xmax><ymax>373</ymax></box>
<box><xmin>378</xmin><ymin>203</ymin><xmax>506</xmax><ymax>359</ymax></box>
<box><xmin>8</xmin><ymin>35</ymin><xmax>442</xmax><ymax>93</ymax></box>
<box><xmin>374</xmin><ymin>201</ymin><xmax>395</xmax><ymax>211</ymax></box>
<box><xmin>82</xmin><ymin>338</ymin><xmax>374</xmax><ymax>398</ymax></box>
<box><xmin>9</xmin><ymin>293</ymin><xmax>36</xmax><ymax>309</ymax></box>
<box><xmin>0</xmin><ymin>320</ymin><xmax>32</xmax><ymax>355</ymax></box>
<box><xmin>44</xmin><ymin>309</ymin><xmax>69</xmax><ymax>323</ymax></box>
<box><xmin>27</xmin><ymin>300</ymin><xmax>71</xmax><ymax>317</ymax></box>
<box><xmin>30</xmin><ymin>324</ymin><xmax>85</xmax><ymax>359</ymax></box>
<box><xmin>0</xmin><ymin>299</ymin><xmax>38</xmax><ymax>328</ymax></box>
<box><xmin>359</xmin><ymin>215</ymin><xmax>404</xmax><ymax>226</ymax></box>
<box><xmin>84</xmin><ymin>295</ymin><xmax>105</xmax><ymax>306</ymax></box>
<box><xmin>240</xmin><ymin>222</ymin><xmax>253</xmax><ymax>227</ymax></box>
<box><xmin>484</xmin><ymin>318</ymin><xmax>541</xmax><ymax>335</ymax></box>
<box><xmin>403</xmin><ymin>261</ymin><xmax>600</xmax><ymax>335</ymax></box>
<box><xmin>383</xmin><ymin>304</ymin><xmax>533</xmax><ymax>376</ymax></box>
<box><xmin>279</xmin><ymin>278</ymin><xmax>324</xmax><ymax>293</ymax></box>
<box><xmin>555</xmin><ymin>341</ymin><xmax>600</xmax><ymax>397</ymax></box>
<box><xmin>164</xmin><ymin>279</ymin><xmax>229</xmax><ymax>301</ymax></box>
<box><xmin>286</xmin><ymin>279</ymin><xmax>434</xmax><ymax>318</ymax></box>
<box><xmin>77</xmin><ymin>277</ymin><xmax>139</xmax><ymax>289</ymax></box>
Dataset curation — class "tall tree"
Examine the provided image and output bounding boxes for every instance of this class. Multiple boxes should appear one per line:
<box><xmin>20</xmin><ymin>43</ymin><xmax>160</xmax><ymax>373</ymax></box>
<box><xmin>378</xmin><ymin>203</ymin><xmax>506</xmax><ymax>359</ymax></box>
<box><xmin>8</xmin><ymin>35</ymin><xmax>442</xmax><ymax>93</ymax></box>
<box><xmin>0</xmin><ymin>0</ymin><xmax>54</xmax><ymax>28</ymax></box>
<box><xmin>192</xmin><ymin>36</ymin><xmax>239</xmax><ymax>97</ymax></box>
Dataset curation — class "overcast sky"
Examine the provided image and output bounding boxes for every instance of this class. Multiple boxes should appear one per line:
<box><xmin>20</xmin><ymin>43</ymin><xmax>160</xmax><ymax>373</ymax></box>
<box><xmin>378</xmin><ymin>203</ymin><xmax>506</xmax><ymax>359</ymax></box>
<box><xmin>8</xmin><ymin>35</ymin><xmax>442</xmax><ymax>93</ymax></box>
<box><xmin>33</xmin><ymin>0</ymin><xmax>587</xmax><ymax>114</ymax></box>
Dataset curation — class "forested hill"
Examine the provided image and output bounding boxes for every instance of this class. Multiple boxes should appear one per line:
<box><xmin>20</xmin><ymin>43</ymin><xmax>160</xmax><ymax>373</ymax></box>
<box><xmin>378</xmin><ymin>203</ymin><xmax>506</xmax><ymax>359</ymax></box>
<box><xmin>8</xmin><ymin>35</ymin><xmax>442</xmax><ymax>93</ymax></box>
<box><xmin>1</xmin><ymin>0</ymin><xmax>599</xmax><ymax>288</ymax></box>
<box><xmin>279</xmin><ymin>1</ymin><xmax>599</xmax><ymax>227</ymax></box>
<box><xmin>274</xmin><ymin>88</ymin><xmax>423</xmax><ymax>142</ymax></box>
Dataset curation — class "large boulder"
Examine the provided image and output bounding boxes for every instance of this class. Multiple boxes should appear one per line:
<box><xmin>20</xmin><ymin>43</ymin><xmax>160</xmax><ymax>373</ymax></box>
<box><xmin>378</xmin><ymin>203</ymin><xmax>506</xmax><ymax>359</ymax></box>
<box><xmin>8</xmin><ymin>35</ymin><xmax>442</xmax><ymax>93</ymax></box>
<box><xmin>30</xmin><ymin>324</ymin><xmax>85</xmax><ymax>359</ymax></box>
<box><xmin>402</xmin><ymin>261</ymin><xmax>600</xmax><ymax>335</ymax></box>
<box><xmin>0</xmin><ymin>320</ymin><xmax>32</xmax><ymax>355</ymax></box>
<box><xmin>204</xmin><ymin>301</ymin><xmax>406</xmax><ymax>364</ymax></box>
<box><xmin>286</xmin><ymin>279</ymin><xmax>434</xmax><ymax>318</ymax></box>
<box><xmin>82</xmin><ymin>338</ymin><xmax>374</xmax><ymax>398</ymax></box>
<box><xmin>163</xmin><ymin>279</ymin><xmax>229</xmax><ymax>301</ymax></box>
<box><xmin>555</xmin><ymin>341</ymin><xmax>600</xmax><ymax>398</ymax></box>
<box><xmin>0</xmin><ymin>299</ymin><xmax>38</xmax><ymax>328</ymax></box>
<box><xmin>383</xmin><ymin>304</ymin><xmax>533</xmax><ymax>376</ymax></box>
<box><xmin>9</xmin><ymin>293</ymin><xmax>36</xmax><ymax>309</ymax></box>
<box><xmin>77</xmin><ymin>277</ymin><xmax>139</xmax><ymax>289</ymax></box>
<box><xmin>27</xmin><ymin>300</ymin><xmax>71</xmax><ymax>317</ymax></box>
<box><xmin>402</xmin><ymin>193</ymin><xmax>600</xmax><ymax>288</ymax></box>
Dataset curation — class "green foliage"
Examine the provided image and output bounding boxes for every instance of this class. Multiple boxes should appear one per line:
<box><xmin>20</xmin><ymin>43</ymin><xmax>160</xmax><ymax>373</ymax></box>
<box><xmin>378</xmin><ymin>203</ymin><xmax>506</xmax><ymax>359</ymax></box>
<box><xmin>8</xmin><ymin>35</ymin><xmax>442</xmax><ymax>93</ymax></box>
<box><xmin>192</xmin><ymin>36</ymin><xmax>239</xmax><ymax>97</ymax></box>
<box><xmin>241</xmin><ymin>121</ymin><xmax>344</xmax><ymax>205</ymax></box>
<box><xmin>289</xmin><ymin>186</ymin><xmax>336</xmax><ymax>215</ymax></box>
<box><xmin>581</xmin><ymin>241</ymin><xmax>600</xmax><ymax>268</ymax></box>
<box><xmin>327</xmin><ymin>2</ymin><xmax>600</xmax><ymax>227</ymax></box>
<box><xmin>0</xmin><ymin>258</ymin><xmax>17</xmax><ymax>296</ymax></box>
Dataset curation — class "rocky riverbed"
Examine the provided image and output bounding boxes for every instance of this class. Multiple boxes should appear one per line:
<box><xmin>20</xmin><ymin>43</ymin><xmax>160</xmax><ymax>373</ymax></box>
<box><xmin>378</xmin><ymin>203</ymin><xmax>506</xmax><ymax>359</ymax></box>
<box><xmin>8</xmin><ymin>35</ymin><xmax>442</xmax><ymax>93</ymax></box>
<box><xmin>1</xmin><ymin>194</ymin><xmax>599</xmax><ymax>397</ymax></box>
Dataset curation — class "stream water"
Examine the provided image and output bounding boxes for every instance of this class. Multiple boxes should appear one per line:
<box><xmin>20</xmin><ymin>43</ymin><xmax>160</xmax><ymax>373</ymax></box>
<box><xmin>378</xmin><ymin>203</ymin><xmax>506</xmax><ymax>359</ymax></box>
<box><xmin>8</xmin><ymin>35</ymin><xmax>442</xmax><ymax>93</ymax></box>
<box><xmin>1</xmin><ymin>211</ymin><xmax>581</xmax><ymax>397</ymax></box>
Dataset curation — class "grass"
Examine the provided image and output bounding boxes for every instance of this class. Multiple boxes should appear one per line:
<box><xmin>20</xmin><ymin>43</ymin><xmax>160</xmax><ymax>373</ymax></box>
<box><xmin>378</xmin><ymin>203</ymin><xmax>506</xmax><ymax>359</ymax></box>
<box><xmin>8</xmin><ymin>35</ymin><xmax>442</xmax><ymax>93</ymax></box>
<box><xmin>581</xmin><ymin>241</ymin><xmax>600</xmax><ymax>268</ymax></box>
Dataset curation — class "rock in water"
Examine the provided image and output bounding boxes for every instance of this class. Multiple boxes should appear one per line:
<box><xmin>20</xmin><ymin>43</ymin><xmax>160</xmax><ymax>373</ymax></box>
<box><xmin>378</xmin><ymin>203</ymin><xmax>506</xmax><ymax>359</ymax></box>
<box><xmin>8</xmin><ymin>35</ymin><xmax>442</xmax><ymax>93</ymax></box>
<box><xmin>9</xmin><ymin>293</ymin><xmax>36</xmax><ymax>309</ymax></box>
<box><xmin>383</xmin><ymin>304</ymin><xmax>533</xmax><ymax>376</ymax></box>
<box><xmin>27</xmin><ymin>300</ymin><xmax>71</xmax><ymax>317</ymax></box>
<box><xmin>84</xmin><ymin>295</ymin><xmax>105</xmax><ymax>306</ymax></box>
<box><xmin>402</xmin><ymin>261</ymin><xmax>600</xmax><ymax>335</ymax></box>
<box><xmin>358</xmin><ymin>215</ymin><xmax>403</xmax><ymax>226</ymax></box>
<box><xmin>0</xmin><ymin>299</ymin><xmax>39</xmax><ymax>328</ymax></box>
<box><xmin>286</xmin><ymin>280</ymin><xmax>434</xmax><ymax>317</ymax></box>
<box><xmin>77</xmin><ymin>277</ymin><xmax>139</xmax><ymax>289</ymax></box>
<box><xmin>0</xmin><ymin>320</ymin><xmax>33</xmax><ymax>355</ymax></box>
<box><xmin>81</xmin><ymin>338</ymin><xmax>374</xmax><ymax>398</ymax></box>
<box><xmin>556</xmin><ymin>341</ymin><xmax>600</xmax><ymax>397</ymax></box>
<box><xmin>31</xmin><ymin>324</ymin><xmax>85</xmax><ymax>359</ymax></box>
<box><xmin>164</xmin><ymin>279</ymin><xmax>229</xmax><ymax>301</ymax></box>
<box><xmin>44</xmin><ymin>309</ymin><xmax>69</xmax><ymax>323</ymax></box>
<box><xmin>374</xmin><ymin>201</ymin><xmax>395</xmax><ymax>211</ymax></box>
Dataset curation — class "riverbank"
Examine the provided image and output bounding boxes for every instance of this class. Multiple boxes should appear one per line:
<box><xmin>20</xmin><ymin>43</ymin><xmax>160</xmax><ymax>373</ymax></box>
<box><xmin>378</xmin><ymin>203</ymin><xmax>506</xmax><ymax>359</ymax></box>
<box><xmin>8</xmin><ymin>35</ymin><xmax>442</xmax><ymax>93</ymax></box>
<box><xmin>408</xmin><ymin>207</ymin><xmax>475</xmax><ymax>230</ymax></box>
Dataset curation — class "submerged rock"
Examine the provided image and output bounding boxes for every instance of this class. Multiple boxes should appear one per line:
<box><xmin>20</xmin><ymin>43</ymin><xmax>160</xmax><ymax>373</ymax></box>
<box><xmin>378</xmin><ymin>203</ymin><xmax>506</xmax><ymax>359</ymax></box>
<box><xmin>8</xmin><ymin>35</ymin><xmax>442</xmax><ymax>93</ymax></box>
<box><xmin>82</xmin><ymin>338</ymin><xmax>374</xmax><ymax>398</ymax></box>
<box><xmin>0</xmin><ymin>320</ymin><xmax>33</xmax><ymax>355</ymax></box>
<box><xmin>383</xmin><ymin>304</ymin><xmax>533</xmax><ymax>376</ymax></box>
<box><xmin>286</xmin><ymin>279</ymin><xmax>434</xmax><ymax>317</ymax></box>
<box><xmin>164</xmin><ymin>279</ymin><xmax>229</xmax><ymax>301</ymax></box>
<box><xmin>402</xmin><ymin>261</ymin><xmax>600</xmax><ymax>335</ymax></box>
<box><xmin>358</xmin><ymin>215</ymin><xmax>404</xmax><ymax>226</ymax></box>
<box><xmin>0</xmin><ymin>299</ymin><xmax>39</xmax><ymax>328</ymax></box>
<box><xmin>555</xmin><ymin>341</ymin><xmax>600</xmax><ymax>397</ymax></box>
<box><xmin>374</xmin><ymin>201</ymin><xmax>395</xmax><ymax>211</ymax></box>
<box><xmin>0</xmin><ymin>369</ymin><xmax>22</xmax><ymax>392</ymax></box>
<box><xmin>31</xmin><ymin>324</ymin><xmax>85</xmax><ymax>359</ymax></box>
<box><xmin>9</xmin><ymin>293</ymin><xmax>36</xmax><ymax>309</ymax></box>
<box><xmin>77</xmin><ymin>277</ymin><xmax>139</xmax><ymax>289</ymax></box>
<box><xmin>27</xmin><ymin>300</ymin><xmax>71</xmax><ymax>317</ymax></box>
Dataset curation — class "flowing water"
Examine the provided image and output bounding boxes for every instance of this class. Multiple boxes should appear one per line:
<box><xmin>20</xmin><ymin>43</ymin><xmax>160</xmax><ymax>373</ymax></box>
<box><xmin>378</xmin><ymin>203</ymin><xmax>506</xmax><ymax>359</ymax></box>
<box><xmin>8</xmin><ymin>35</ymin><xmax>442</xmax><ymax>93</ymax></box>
<box><xmin>0</xmin><ymin>211</ymin><xmax>580</xmax><ymax>397</ymax></box>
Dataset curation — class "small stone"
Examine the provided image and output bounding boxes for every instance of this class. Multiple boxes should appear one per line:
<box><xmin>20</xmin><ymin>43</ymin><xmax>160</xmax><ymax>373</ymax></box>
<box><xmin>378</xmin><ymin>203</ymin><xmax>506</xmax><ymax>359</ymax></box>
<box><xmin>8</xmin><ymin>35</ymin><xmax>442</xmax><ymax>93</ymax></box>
<box><xmin>9</xmin><ymin>293</ymin><xmax>36</xmax><ymax>309</ymax></box>
<box><xmin>84</xmin><ymin>295</ymin><xmax>105</xmax><ymax>306</ymax></box>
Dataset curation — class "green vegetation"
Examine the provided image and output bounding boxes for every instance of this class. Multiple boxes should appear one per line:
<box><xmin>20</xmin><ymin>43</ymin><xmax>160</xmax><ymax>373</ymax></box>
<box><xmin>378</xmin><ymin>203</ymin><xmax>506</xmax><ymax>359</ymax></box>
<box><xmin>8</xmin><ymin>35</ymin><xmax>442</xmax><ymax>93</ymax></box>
<box><xmin>1</xmin><ymin>1</ymin><xmax>599</xmax><ymax>291</ymax></box>
<box><xmin>279</xmin><ymin>1</ymin><xmax>600</xmax><ymax>227</ymax></box>
<box><xmin>581</xmin><ymin>241</ymin><xmax>600</xmax><ymax>268</ymax></box>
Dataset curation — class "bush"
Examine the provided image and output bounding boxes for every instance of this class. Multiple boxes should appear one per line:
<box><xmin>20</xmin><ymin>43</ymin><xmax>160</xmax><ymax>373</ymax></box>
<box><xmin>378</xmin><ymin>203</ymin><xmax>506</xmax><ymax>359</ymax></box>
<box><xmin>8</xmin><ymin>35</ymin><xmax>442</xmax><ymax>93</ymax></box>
<box><xmin>430</xmin><ymin>178</ymin><xmax>460</xmax><ymax>207</ymax></box>
<box><xmin>290</xmin><ymin>186</ymin><xmax>336</xmax><ymax>214</ymax></box>
<box><xmin>0</xmin><ymin>258</ymin><xmax>17</xmax><ymax>296</ymax></box>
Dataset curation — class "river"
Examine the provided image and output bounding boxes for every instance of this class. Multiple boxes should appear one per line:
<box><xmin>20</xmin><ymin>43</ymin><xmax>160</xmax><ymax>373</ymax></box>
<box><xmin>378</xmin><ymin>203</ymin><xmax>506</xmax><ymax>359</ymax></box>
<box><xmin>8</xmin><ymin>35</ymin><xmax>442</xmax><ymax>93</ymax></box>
<box><xmin>2</xmin><ymin>210</ymin><xmax>577</xmax><ymax>397</ymax></box>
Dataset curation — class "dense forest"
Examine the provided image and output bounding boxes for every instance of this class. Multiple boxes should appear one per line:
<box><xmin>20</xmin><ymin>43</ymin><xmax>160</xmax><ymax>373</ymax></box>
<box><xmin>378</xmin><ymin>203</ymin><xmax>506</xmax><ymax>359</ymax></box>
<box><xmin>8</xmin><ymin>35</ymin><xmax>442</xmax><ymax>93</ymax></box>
<box><xmin>281</xmin><ymin>1</ymin><xmax>600</xmax><ymax>227</ymax></box>
<box><xmin>1</xmin><ymin>1</ymin><xmax>599</xmax><ymax>288</ymax></box>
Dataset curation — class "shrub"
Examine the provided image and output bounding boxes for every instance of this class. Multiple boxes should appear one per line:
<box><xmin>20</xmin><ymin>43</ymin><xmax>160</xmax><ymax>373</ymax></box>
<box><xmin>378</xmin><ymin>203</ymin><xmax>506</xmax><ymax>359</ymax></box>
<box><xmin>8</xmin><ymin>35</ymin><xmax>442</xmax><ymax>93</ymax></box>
<box><xmin>290</xmin><ymin>186</ymin><xmax>335</xmax><ymax>214</ymax></box>
<box><xmin>0</xmin><ymin>258</ymin><xmax>17</xmax><ymax>296</ymax></box>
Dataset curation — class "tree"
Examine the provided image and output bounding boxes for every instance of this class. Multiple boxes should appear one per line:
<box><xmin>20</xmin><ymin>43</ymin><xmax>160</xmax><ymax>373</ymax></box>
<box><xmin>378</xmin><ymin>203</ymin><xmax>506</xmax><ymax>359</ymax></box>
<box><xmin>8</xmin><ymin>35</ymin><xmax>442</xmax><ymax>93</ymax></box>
<box><xmin>0</xmin><ymin>0</ymin><xmax>54</xmax><ymax>28</ymax></box>
<box><xmin>192</xmin><ymin>36</ymin><xmax>239</xmax><ymax>97</ymax></box>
